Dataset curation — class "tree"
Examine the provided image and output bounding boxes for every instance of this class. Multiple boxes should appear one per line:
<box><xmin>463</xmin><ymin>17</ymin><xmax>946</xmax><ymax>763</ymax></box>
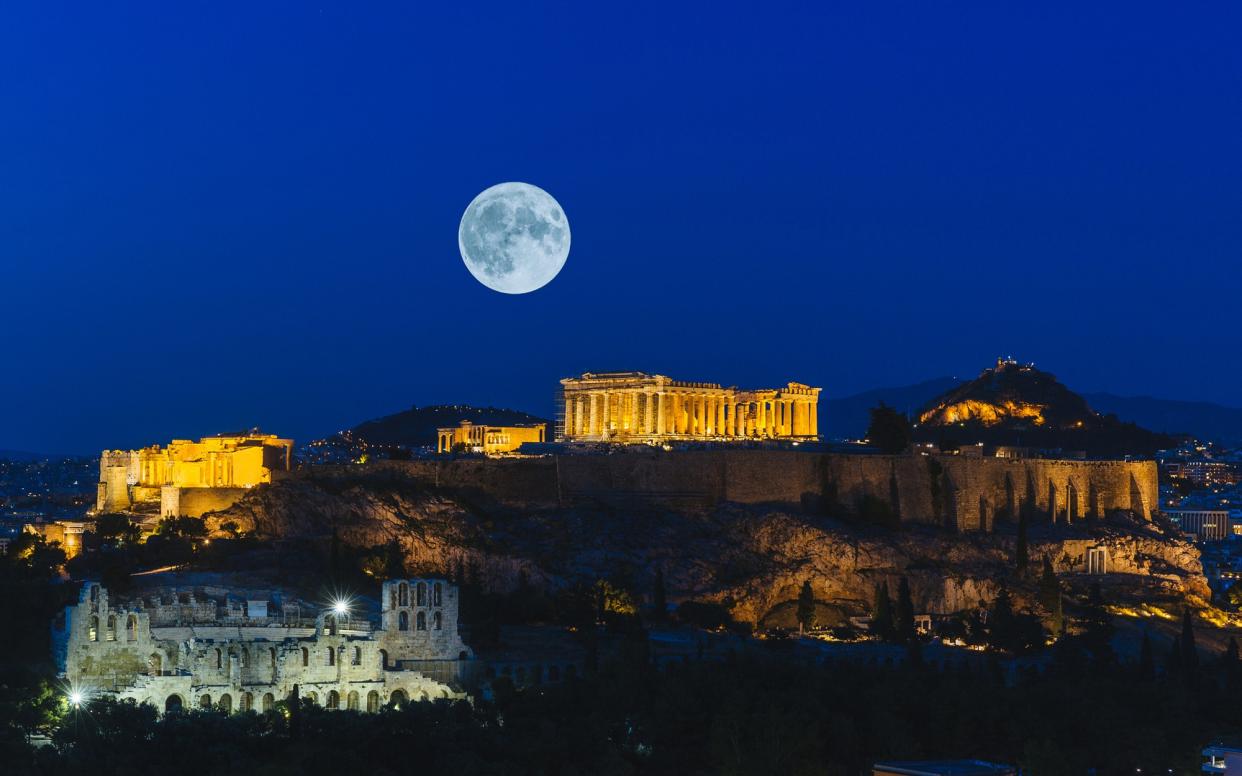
<box><xmin>872</xmin><ymin>582</ymin><xmax>894</xmax><ymax>641</ymax></box>
<box><xmin>895</xmin><ymin>577</ymin><xmax>915</xmax><ymax>644</ymax></box>
<box><xmin>1181</xmin><ymin>608</ymin><xmax>1199</xmax><ymax>679</ymax></box>
<box><xmin>1081</xmin><ymin>581</ymin><xmax>1115</xmax><ymax>665</ymax></box>
<box><xmin>987</xmin><ymin>588</ymin><xmax>1016</xmax><ymax>652</ymax></box>
<box><xmin>1037</xmin><ymin>556</ymin><xmax>1060</xmax><ymax>611</ymax></box>
<box><xmin>652</xmin><ymin>567</ymin><xmax>667</xmax><ymax>622</ymax></box>
<box><xmin>95</xmin><ymin>514</ymin><xmax>140</xmax><ymax>545</ymax></box>
<box><xmin>1015</xmin><ymin>509</ymin><xmax>1029</xmax><ymax>574</ymax></box>
<box><xmin>1138</xmin><ymin>631</ymin><xmax>1155</xmax><ymax>680</ymax></box>
<box><xmin>796</xmin><ymin>581</ymin><xmax>815</xmax><ymax>634</ymax></box>
<box><xmin>866</xmin><ymin>403</ymin><xmax>912</xmax><ymax>454</ymax></box>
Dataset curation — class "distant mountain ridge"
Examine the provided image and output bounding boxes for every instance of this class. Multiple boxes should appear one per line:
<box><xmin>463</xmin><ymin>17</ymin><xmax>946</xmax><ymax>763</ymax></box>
<box><xmin>826</xmin><ymin>372</ymin><xmax>1241</xmax><ymax>446</ymax></box>
<box><xmin>345</xmin><ymin>404</ymin><xmax>550</xmax><ymax>448</ymax></box>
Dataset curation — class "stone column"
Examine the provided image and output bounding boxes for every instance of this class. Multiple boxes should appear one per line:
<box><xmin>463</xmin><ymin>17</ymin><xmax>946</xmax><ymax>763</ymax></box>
<box><xmin>698</xmin><ymin>395</ymin><xmax>707</xmax><ymax>435</ymax></box>
<box><xmin>656</xmin><ymin>393</ymin><xmax>666</xmax><ymax>435</ymax></box>
<box><xmin>810</xmin><ymin>402</ymin><xmax>818</xmax><ymax>437</ymax></box>
<box><xmin>575</xmin><ymin>397</ymin><xmax>584</xmax><ymax>437</ymax></box>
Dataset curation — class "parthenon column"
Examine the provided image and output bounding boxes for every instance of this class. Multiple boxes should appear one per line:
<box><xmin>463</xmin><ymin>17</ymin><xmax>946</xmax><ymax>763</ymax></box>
<box><xmin>656</xmin><ymin>393</ymin><xmax>666</xmax><ymax>435</ymax></box>
<box><xmin>645</xmin><ymin>392</ymin><xmax>654</xmax><ymax>434</ymax></box>
<box><xmin>810</xmin><ymin>402</ymin><xmax>818</xmax><ymax>437</ymax></box>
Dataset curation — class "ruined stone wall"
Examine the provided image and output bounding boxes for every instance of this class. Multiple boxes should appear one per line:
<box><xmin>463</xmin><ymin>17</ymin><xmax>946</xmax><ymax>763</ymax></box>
<box><xmin>329</xmin><ymin>450</ymin><xmax>1156</xmax><ymax>531</ymax></box>
<box><xmin>161</xmin><ymin>486</ymin><xmax>250</xmax><ymax>518</ymax></box>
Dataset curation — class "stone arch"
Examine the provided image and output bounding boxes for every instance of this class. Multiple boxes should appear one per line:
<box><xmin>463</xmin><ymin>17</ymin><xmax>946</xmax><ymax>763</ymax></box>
<box><xmin>164</xmin><ymin>694</ymin><xmax>184</xmax><ymax>714</ymax></box>
<box><xmin>240</xmin><ymin>692</ymin><xmax>253</xmax><ymax>712</ymax></box>
<box><xmin>353</xmin><ymin>646</ymin><xmax>362</xmax><ymax>665</ymax></box>
<box><xmin>306</xmin><ymin>691</ymin><xmax>318</xmax><ymax>705</ymax></box>
<box><xmin>214</xmin><ymin>648</ymin><xmax>222</xmax><ymax>669</ymax></box>
<box><xmin>1067</xmin><ymin>480</ymin><xmax>1080</xmax><ymax>523</ymax></box>
<box><xmin>269</xmin><ymin>647</ymin><xmax>277</xmax><ymax>668</ymax></box>
<box><xmin>416</xmin><ymin>611</ymin><xmax>427</xmax><ymax>630</ymax></box>
<box><xmin>399</xmin><ymin>582</ymin><xmax>409</xmax><ymax>606</ymax></box>
<box><xmin>199</xmin><ymin>694</ymin><xmax>212</xmax><ymax>709</ymax></box>
<box><xmin>389</xmin><ymin>586</ymin><xmax>397</xmax><ymax>610</ymax></box>
<box><xmin>301</xmin><ymin>647</ymin><xmax>309</xmax><ymax>666</ymax></box>
<box><xmin>389</xmin><ymin>689</ymin><xmax>407</xmax><ymax>708</ymax></box>
<box><xmin>89</xmin><ymin>615</ymin><xmax>99</xmax><ymax>641</ymax></box>
<box><xmin>240</xmin><ymin>648</ymin><xmax>249</xmax><ymax>668</ymax></box>
<box><xmin>106</xmin><ymin>614</ymin><xmax>116</xmax><ymax>641</ymax></box>
<box><xmin>148</xmin><ymin>652</ymin><xmax>162</xmax><ymax>675</ymax></box>
<box><xmin>327</xmin><ymin>647</ymin><xmax>335</xmax><ymax>666</ymax></box>
<box><xmin>380</xmin><ymin>649</ymin><xmax>389</xmax><ymax>669</ymax></box>
<box><xmin>324</xmin><ymin>615</ymin><xmax>336</xmax><ymax>636</ymax></box>
<box><xmin>327</xmin><ymin>690</ymin><xmax>340</xmax><ymax>710</ymax></box>
<box><xmin>219</xmin><ymin>693</ymin><xmax>232</xmax><ymax>714</ymax></box>
<box><xmin>127</xmin><ymin>614</ymin><xmax>138</xmax><ymax>641</ymax></box>
<box><xmin>433</xmin><ymin>611</ymin><xmax>442</xmax><ymax>630</ymax></box>
<box><xmin>262</xmin><ymin>692</ymin><xmax>275</xmax><ymax>712</ymax></box>
<box><xmin>399</xmin><ymin>611</ymin><xmax>409</xmax><ymax>631</ymax></box>
<box><xmin>347</xmin><ymin>691</ymin><xmax>359</xmax><ymax>710</ymax></box>
<box><xmin>416</xmin><ymin>581</ymin><xmax>427</xmax><ymax>606</ymax></box>
<box><xmin>366</xmin><ymin>690</ymin><xmax>379</xmax><ymax>713</ymax></box>
<box><xmin>433</xmin><ymin>583</ymin><xmax>442</xmax><ymax>606</ymax></box>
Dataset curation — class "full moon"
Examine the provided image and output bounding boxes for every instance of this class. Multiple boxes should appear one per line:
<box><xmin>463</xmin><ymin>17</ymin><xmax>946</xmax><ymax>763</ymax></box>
<box><xmin>458</xmin><ymin>182</ymin><xmax>571</xmax><ymax>294</ymax></box>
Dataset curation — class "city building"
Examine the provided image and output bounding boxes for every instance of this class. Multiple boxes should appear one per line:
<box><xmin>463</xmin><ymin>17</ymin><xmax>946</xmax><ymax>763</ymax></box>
<box><xmin>96</xmin><ymin>433</ymin><xmax>293</xmax><ymax>517</ymax></box>
<box><xmin>436</xmin><ymin>421</ymin><xmax>546</xmax><ymax>455</ymax></box>
<box><xmin>557</xmin><ymin>371</ymin><xmax>820</xmax><ymax>443</ymax></box>
<box><xmin>872</xmin><ymin>761</ymin><xmax>1016</xmax><ymax>776</ymax></box>
<box><xmin>24</xmin><ymin>519</ymin><xmax>91</xmax><ymax>559</ymax></box>
<box><xmin>1203</xmin><ymin>743</ymin><xmax>1242</xmax><ymax>774</ymax></box>
<box><xmin>1165</xmin><ymin>509</ymin><xmax>1231</xmax><ymax>542</ymax></box>
<box><xmin>55</xmin><ymin>578</ymin><xmax>471</xmax><ymax>714</ymax></box>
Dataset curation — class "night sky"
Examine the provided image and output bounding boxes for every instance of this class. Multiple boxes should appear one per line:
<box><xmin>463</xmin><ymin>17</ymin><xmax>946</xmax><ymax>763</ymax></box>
<box><xmin>3</xmin><ymin>2</ymin><xmax>1239</xmax><ymax>454</ymax></box>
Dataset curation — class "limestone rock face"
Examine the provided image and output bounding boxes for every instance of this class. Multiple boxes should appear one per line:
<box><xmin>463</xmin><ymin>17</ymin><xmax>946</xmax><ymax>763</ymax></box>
<box><xmin>205</xmin><ymin>471</ymin><xmax>1207</xmax><ymax>625</ymax></box>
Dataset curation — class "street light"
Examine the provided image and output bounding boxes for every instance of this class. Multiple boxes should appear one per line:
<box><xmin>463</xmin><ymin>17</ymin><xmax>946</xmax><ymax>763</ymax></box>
<box><xmin>332</xmin><ymin>599</ymin><xmax>349</xmax><ymax>617</ymax></box>
<box><xmin>68</xmin><ymin>691</ymin><xmax>83</xmax><ymax>708</ymax></box>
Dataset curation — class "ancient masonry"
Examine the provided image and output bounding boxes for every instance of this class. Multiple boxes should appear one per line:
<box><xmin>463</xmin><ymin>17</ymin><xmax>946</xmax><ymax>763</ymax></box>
<box><xmin>96</xmin><ymin>433</ymin><xmax>293</xmax><ymax>517</ymax></box>
<box><xmin>338</xmin><ymin>450</ymin><xmax>1157</xmax><ymax>532</ymax></box>
<box><xmin>436</xmin><ymin>420</ymin><xmax>546</xmax><ymax>455</ymax></box>
<box><xmin>54</xmin><ymin>579</ymin><xmax>471</xmax><ymax>714</ymax></box>
<box><xmin>557</xmin><ymin>371</ymin><xmax>821</xmax><ymax>443</ymax></box>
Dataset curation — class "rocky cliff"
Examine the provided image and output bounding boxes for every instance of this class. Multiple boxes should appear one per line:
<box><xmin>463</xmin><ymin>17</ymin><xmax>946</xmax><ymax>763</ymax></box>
<box><xmin>204</xmin><ymin>466</ymin><xmax>1207</xmax><ymax>626</ymax></box>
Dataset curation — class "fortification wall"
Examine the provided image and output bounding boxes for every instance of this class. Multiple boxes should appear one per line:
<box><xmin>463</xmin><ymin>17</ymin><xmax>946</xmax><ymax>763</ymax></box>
<box><xmin>161</xmin><ymin>486</ymin><xmax>251</xmax><ymax>518</ymax></box>
<box><xmin>304</xmin><ymin>451</ymin><xmax>1155</xmax><ymax>532</ymax></box>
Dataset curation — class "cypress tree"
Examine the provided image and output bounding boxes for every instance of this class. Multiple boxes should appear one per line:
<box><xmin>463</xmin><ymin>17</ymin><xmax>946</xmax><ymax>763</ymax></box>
<box><xmin>895</xmin><ymin>577</ymin><xmax>916</xmax><ymax>644</ymax></box>
<box><xmin>1138</xmin><ymin>631</ymin><xmax>1155</xmax><ymax>680</ymax></box>
<box><xmin>1037</xmin><ymin>556</ymin><xmax>1060</xmax><ymax>611</ymax></box>
<box><xmin>873</xmin><ymin>582</ymin><xmax>894</xmax><ymax>641</ymax></box>
<box><xmin>796</xmin><ymin>581</ymin><xmax>816</xmax><ymax>634</ymax></box>
<box><xmin>652</xmin><ymin>567</ymin><xmax>667</xmax><ymax>622</ymax></box>
<box><xmin>1181</xmin><ymin>608</ymin><xmax>1199</xmax><ymax>677</ymax></box>
<box><xmin>1015</xmin><ymin>510</ymin><xmax>1029</xmax><ymax>574</ymax></box>
<box><xmin>288</xmin><ymin>684</ymin><xmax>301</xmax><ymax>739</ymax></box>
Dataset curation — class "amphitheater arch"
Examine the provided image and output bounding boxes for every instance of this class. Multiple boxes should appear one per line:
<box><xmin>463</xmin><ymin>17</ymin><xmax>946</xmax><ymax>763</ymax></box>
<box><xmin>218</xmin><ymin>693</ymin><xmax>232</xmax><ymax>714</ymax></box>
<box><xmin>164</xmin><ymin>694</ymin><xmax>184</xmax><ymax>714</ymax></box>
<box><xmin>389</xmin><ymin>689</ymin><xmax>407</xmax><ymax>708</ymax></box>
<box><xmin>199</xmin><ymin>694</ymin><xmax>212</xmax><ymax>709</ymax></box>
<box><xmin>240</xmin><ymin>692</ymin><xmax>253</xmax><ymax>712</ymax></box>
<box><xmin>1067</xmin><ymin>480</ymin><xmax>1081</xmax><ymax>523</ymax></box>
<box><xmin>262</xmin><ymin>692</ymin><xmax>275</xmax><ymax>712</ymax></box>
<box><xmin>366</xmin><ymin>690</ymin><xmax>379</xmax><ymax>712</ymax></box>
<box><xmin>327</xmin><ymin>690</ymin><xmax>340</xmax><ymax>710</ymax></box>
<box><xmin>347</xmin><ymin>691</ymin><xmax>359</xmax><ymax>710</ymax></box>
<box><xmin>148</xmin><ymin>652</ymin><xmax>162</xmax><ymax>675</ymax></box>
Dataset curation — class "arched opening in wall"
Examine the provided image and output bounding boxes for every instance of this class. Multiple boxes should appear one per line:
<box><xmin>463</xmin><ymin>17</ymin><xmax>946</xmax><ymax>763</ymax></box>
<box><xmin>366</xmin><ymin>690</ymin><xmax>379</xmax><ymax>713</ymax></box>
<box><xmin>306</xmin><ymin>691</ymin><xmax>318</xmax><ymax>705</ymax></box>
<box><xmin>199</xmin><ymin>694</ymin><xmax>212</xmax><ymax>710</ymax></box>
<box><xmin>240</xmin><ymin>648</ymin><xmax>249</xmax><ymax>668</ymax></box>
<box><xmin>218</xmin><ymin>693</ymin><xmax>232</xmax><ymax>714</ymax></box>
<box><xmin>106</xmin><ymin>614</ymin><xmax>116</xmax><ymax>641</ymax></box>
<box><xmin>417</xmin><ymin>690</ymin><xmax>429</xmax><ymax>702</ymax></box>
<box><xmin>327</xmin><ymin>648</ymin><xmax>336</xmax><ymax>667</ymax></box>
<box><xmin>433</xmin><ymin>612</ymin><xmax>442</xmax><ymax>630</ymax></box>
<box><xmin>326</xmin><ymin>690</ymin><xmax>340</xmax><ymax>710</ymax></box>
<box><xmin>240</xmin><ymin>692</ymin><xmax>252</xmax><ymax>712</ymax></box>
<box><xmin>1089</xmin><ymin>481</ymin><xmax>1102</xmax><ymax>520</ymax></box>
<box><xmin>347</xmin><ymin>691</ymin><xmax>359</xmax><ymax>710</ymax></box>
<box><xmin>380</xmin><ymin>649</ymin><xmax>389</xmax><ymax>669</ymax></box>
<box><xmin>458</xmin><ymin>651</ymin><xmax>469</xmax><ymax>661</ymax></box>
<box><xmin>301</xmin><ymin>647</ymin><xmax>309</xmax><ymax>667</ymax></box>
<box><xmin>389</xmin><ymin>586</ymin><xmax>397</xmax><ymax>610</ymax></box>
<box><xmin>399</xmin><ymin>583</ymin><xmax>408</xmax><ymax>606</ymax></box>
<box><xmin>1048</xmin><ymin>482</ymin><xmax>1059</xmax><ymax>524</ymax></box>
<box><xmin>547</xmin><ymin>665</ymin><xmax>561</xmax><ymax>682</ymax></box>
<box><xmin>352</xmin><ymin>646</ymin><xmax>361</xmax><ymax>665</ymax></box>
<box><xmin>148</xmin><ymin>653</ymin><xmax>162</xmax><ymax>676</ymax></box>
<box><xmin>262</xmin><ymin>693</ymin><xmax>275</xmax><ymax>712</ymax></box>
<box><xmin>416</xmin><ymin>612</ymin><xmax>427</xmax><ymax>631</ymax></box>
<box><xmin>89</xmin><ymin>615</ymin><xmax>98</xmax><ymax>642</ymax></box>
<box><xmin>324</xmin><ymin>615</ymin><xmax>336</xmax><ymax>636</ymax></box>
<box><xmin>1067</xmin><ymin>482</ymin><xmax>1080</xmax><ymax>523</ymax></box>
<box><xmin>214</xmin><ymin>648</ymin><xmax>222</xmax><ymax>669</ymax></box>
<box><xmin>90</xmin><ymin>585</ymin><xmax>99</xmax><ymax>604</ymax></box>
<box><xmin>269</xmin><ymin>648</ymin><xmax>276</xmax><ymax>669</ymax></box>
<box><xmin>433</xmin><ymin>583</ymin><xmax>442</xmax><ymax>606</ymax></box>
<box><xmin>164</xmin><ymin>695</ymin><xmax>184</xmax><ymax>714</ymax></box>
<box><xmin>389</xmin><ymin>689</ymin><xmax>407</xmax><ymax>709</ymax></box>
<box><xmin>127</xmin><ymin>614</ymin><xmax>137</xmax><ymax>641</ymax></box>
<box><xmin>399</xmin><ymin>612</ymin><xmax>409</xmax><ymax>631</ymax></box>
<box><xmin>416</xmin><ymin>582</ymin><xmax>427</xmax><ymax>606</ymax></box>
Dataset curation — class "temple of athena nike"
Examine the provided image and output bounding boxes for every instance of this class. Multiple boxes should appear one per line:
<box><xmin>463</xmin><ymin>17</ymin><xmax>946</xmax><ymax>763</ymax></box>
<box><xmin>557</xmin><ymin>372</ymin><xmax>820</xmax><ymax>443</ymax></box>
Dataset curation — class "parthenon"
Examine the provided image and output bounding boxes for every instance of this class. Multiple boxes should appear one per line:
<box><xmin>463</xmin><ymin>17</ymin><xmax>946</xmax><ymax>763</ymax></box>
<box><xmin>558</xmin><ymin>372</ymin><xmax>820</xmax><ymax>443</ymax></box>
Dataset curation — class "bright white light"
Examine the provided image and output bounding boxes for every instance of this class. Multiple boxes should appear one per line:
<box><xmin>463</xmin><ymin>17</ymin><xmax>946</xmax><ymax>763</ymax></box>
<box><xmin>69</xmin><ymin>691</ymin><xmax>83</xmax><ymax>707</ymax></box>
<box><xmin>332</xmin><ymin>600</ymin><xmax>349</xmax><ymax>616</ymax></box>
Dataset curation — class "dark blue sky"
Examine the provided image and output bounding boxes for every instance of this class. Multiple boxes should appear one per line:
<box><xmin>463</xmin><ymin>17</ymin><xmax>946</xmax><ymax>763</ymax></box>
<box><xmin>2</xmin><ymin>2</ymin><xmax>1239</xmax><ymax>454</ymax></box>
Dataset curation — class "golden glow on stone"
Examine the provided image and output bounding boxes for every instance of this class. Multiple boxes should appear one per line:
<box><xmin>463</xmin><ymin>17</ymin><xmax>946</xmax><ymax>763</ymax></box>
<box><xmin>920</xmin><ymin>399</ymin><xmax>1047</xmax><ymax>427</ymax></box>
